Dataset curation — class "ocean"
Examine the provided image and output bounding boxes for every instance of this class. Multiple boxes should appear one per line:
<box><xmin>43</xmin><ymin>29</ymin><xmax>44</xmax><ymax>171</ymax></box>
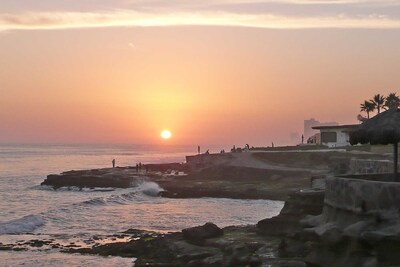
<box><xmin>0</xmin><ymin>144</ymin><xmax>284</xmax><ymax>266</ymax></box>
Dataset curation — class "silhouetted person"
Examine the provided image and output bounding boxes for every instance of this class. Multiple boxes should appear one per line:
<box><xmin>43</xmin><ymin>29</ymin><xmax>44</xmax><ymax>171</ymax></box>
<box><xmin>139</xmin><ymin>162</ymin><xmax>142</xmax><ymax>171</ymax></box>
<box><xmin>272</xmin><ymin>142</ymin><xmax>274</xmax><ymax>148</ymax></box>
<box><xmin>301</xmin><ymin>135</ymin><xmax>304</xmax><ymax>144</ymax></box>
<box><xmin>205</xmin><ymin>149</ymin><xmax>209</xmax><ymax>155</ymax></box>
<box><xmin>198</xmin><ymin>145</ymin><xmax>200</xmax><ymax>154</ymax></box>
<box><xmin>112</xmin><ymin>159</ymin><xmax>116</xmax><ymax>168</ymax></box>
<box><xmin>136</xmin><ymin>163</ymin><xmax>139</xmax><ymax>172</ymax></box>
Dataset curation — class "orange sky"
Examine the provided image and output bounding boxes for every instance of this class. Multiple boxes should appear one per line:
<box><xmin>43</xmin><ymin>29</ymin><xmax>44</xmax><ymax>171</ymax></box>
<box><xmin>1</xmin><ymin>8</ymin><xmax>400</xmax><ymax>146</ymax></box>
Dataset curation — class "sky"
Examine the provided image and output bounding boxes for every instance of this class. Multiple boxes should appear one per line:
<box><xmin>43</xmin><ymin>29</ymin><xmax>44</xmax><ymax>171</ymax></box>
<box><xmin>1</xmin><ymin>0</ymin><xmax>400</xmax><ymax>146</ymax></box>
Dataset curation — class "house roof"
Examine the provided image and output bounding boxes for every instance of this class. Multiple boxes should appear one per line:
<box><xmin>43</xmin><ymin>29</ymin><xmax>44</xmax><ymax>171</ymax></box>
<box><xmin>312</xmin><ymin>124</ymin><xmax>360</xmax><ymax>130</ymax></box>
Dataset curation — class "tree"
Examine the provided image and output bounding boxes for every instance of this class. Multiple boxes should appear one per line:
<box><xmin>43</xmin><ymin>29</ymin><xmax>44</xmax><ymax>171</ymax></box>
<box><xmin>384</xmin><ymin>92</ymin><xmax>400</xmax><ymax>110</ymax></box>
<box><xmin>371</xmin><ymin>94</ymin><xmax>385</xmax><ymax>114</ymax></box>
<box><xmin>360</xmin><ymin>100</ymin><xmax>375</xmax><ymax>119</ymax></box>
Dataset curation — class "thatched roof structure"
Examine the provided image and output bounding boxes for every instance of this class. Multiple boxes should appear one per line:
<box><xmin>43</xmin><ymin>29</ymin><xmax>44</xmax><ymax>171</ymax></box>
<box><xmin>350</xmin><ymin>108</ymin><xmax>400</xmax><ymax>175</ymax></box>
<box><xmin>350</xmin><ymin>109</ymin><xmax>400</xmax><ymax>145</ymax></box>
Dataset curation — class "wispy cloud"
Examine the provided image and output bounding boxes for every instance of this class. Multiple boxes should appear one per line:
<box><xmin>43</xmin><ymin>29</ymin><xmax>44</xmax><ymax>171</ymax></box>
<box><xmin>1</xmin><ymin>0</ymin><xmax>400</xmax><ymax>31</ymax></box>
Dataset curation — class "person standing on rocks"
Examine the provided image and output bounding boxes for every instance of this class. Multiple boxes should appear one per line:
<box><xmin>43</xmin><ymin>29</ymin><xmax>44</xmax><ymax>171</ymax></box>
<box><xmin>112</xmin><ymin>159</ymin><xmax>116</xmax><ymax>168</ymax></box>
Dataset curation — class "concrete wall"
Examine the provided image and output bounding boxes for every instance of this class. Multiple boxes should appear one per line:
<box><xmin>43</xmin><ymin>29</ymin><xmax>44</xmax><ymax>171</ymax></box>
<box><xmin>349</xmin><ymin>158</ymin><xmax>393</xmax><ymax>174</ymax></box>
<box><xmin>186</xmin><ymin>153</ymin><xmax>232</xmax><ymax>166</ymax></box>
<box><xmin>323</xmin><ymin>176</ymin><xmax>400</xmax><ymax>226</ymax></box>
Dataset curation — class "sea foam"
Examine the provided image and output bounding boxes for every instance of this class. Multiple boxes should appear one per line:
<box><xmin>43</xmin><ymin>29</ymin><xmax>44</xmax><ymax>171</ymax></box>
<box><xmin>137</xmin><ymin>182</ymin><xmax>164</xmax><ymax>197</ymax></box>
<box><xmin>0</xmin><ymin>215</ymin><xmax>44</xmax><ymax>234</ymax></box>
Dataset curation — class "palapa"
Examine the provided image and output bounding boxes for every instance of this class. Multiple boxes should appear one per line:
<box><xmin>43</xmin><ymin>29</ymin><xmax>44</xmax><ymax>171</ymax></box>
<box><xmin>350</xmin><ymin>108</ymin><xmax>400</xmax><ymax>175</ymax></box>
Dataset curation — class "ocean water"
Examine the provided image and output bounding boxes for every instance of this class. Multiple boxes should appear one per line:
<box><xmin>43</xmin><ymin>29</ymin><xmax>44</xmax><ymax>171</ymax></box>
<box><xmin>0</xmin><ymin>144</ymin><xmax>284</xmax><ymax>266</ymax></box>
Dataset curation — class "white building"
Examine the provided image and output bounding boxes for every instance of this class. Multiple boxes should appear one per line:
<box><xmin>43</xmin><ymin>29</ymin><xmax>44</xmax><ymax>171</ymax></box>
<box><xmin>312</xmin><ymin>124</ymin><xmax>359</xmax><ymax>148</ymax></box>
<box><xmin>304</xmin><ymin>118</ymin><xmax>338</xmax><ymax>140</ymax></box>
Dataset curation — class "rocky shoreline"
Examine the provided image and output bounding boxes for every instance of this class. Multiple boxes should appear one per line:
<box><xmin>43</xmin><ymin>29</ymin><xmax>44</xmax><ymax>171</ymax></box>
<box><xmin>41</xmin><ymin>164</ymin><xmax>313</xmax><ymax>201</ymax></box>
<box><xmin>36</xmin><ymin>151</ymin><xmax>400</xmax><ymax>266</ymax></box>
<box><xmin>56</xmin><ymin>189</ymin><xmax>325</xmax><ymax>267</ymax></box>
<box><xmin>33</xmin><ymin>156</ymin><xmax>324</xmax><ymax>266</ymax></box>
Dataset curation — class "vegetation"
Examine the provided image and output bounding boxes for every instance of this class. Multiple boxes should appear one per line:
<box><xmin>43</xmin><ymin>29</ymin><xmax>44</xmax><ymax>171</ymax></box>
<box><xmin>385</xmin><ymin>93</ymin><xmax>400</xmax><ymax>110</ymax></box>
<box><xmin>371</xmin><ymin>94</ymin><xmax>385</xmax><ymax>114</ymax></box>
<box><xmin>360</xmin><ymin>100</ymin><xmax>375</xmax><ymax>119</ymax></box>
<box><xmin>360</xmin><ymin>93</ymin><xmax>400</xmax><ymax>119</ymax></box>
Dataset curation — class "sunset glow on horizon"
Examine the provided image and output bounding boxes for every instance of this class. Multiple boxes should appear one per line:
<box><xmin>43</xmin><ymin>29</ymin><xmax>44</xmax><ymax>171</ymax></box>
<box><xmin>1</xmin><ymin>1</ymin><xmax>400</xmax><ymax>146</ymax></box>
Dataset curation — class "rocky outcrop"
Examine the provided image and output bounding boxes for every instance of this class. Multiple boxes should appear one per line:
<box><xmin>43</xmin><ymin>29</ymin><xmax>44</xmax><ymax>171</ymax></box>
<box><xmin>61</xmin><ymin>189</ymin><xmax>326</xmax><ymax>266</ymax></box>
<box><xmin>145</xmin><ymin>163</ymin><xmax>187</xmax><ymax>172</ymax></box>
<box><xmin>257</xmin><ymin>189</ymin><xmax>325</xmax><ymax>236</ymax></box>
<box><xmin>182</xmin><ymin>223</ymin><xmax>224</xmax><ymax>245</ymax></box>
<box><xmin>158</xmin><ymin>165</ymin><xmax>312</xmax><ymax>201</ymax></box>
<box><xmin>41</xmin><ymin>168</ymin><xmax>138</xmax><ymax>189</ymax></box>
<box><xmin>66</xmin><ymin>225</ymin><xmax>282</xmax><ymax>267</ymax></box>
<box><xmin>41</xmin><ymin>164</ymin><xmax>312</xmax><ymax>200</ymax></box>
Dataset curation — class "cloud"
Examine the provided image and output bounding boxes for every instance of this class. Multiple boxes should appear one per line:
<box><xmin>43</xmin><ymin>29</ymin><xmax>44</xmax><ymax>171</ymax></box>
<box><xmin>0</xmin><ymin>9</ymin><xmax>399</xmax><ymax>31</ymax></box>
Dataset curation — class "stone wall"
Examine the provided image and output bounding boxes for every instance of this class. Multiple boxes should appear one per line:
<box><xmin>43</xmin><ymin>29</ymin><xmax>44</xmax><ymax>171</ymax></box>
<box><xmin>185</xmin><ymin>153</ymin><xmax>232</xmax><ymax>166</ymax></box>
<box><xmin>349</xmin><ymin>158</ymin><xmax>393</xmax><ymax>174</ymax></box>
<box><xmin>304</xmin><ymin>175</ymin><xmax>400</xmax><ymax>266</ymax></box>
<box><xmin>324</xmin><ymin>176</ymin><xmax>400</xmax><ymax>225</ymax></box>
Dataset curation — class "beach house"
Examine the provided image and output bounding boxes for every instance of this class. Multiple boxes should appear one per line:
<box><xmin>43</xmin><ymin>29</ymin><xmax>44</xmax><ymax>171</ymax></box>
<box><xmin>312</xmin><ymin>124</ymin><xmax>359</xmax><ymax>148</ymax></box>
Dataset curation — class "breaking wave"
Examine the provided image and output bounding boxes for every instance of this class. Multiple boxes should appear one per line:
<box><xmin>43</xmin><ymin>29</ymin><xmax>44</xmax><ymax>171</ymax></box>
<box><xmin>0</xmin><ymin>215</ymin><xmax>44</xmax><ymax>234</ymax></box>
<box><xmin>137</xmin><ymin>182</ymin><xmax>164</xmax><ymax>197</ymax></box>
<box><xmin>79</xmin><ymin>182</ymin><xmax>164</xmax><ymax>206</ymax></box>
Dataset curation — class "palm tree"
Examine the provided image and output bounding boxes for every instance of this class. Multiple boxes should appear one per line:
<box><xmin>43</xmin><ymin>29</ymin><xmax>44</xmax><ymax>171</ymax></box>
<box><xmin>360</xmin><ymin>100</ymin><xmax>375</xmax><ymax>119</ymax></box>
<box><xmin>371</xmin><ymin>94</ymin><xmax>385</xmax><ymax>114</ymax></box>
<box><xmin>384</xmin><ymin>92</ymin><xmax>400</xmax><ymax>110</ymax></box>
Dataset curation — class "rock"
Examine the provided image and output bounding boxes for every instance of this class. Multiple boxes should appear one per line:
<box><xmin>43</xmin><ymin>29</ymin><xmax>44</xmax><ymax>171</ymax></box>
<box><xmin>300</xmin><ymin>214</ymin><xmax>323</xmax><ymax>228</ymax></box>
<box><xmin>26</xmin><ymin>239</ymin><xmax>46</xmax><ymax>247</ymax></box>
<box><xmin>12</xmin><ymin>247</ymin><xmax>27</xmax><ymax>251</ymax></box>
<box><xmin>224</xmin><ymin>244</ymin><xmax>262</xmax><ymax>267</ymax></box>
<box><xmin>279</xmin><ymin>260</ymin><xmax>307</xmax><ymax>267</ymax></box>
<box><xmin>257</xmin><ymin>190</ymin><xmax>324</xmax><ymax>236</ymax></box>
<box><xmin>41</xmin><ymin>170</ymin><xmax>134</xmax><ymax>189</ymax></box>
<box><xmin>182</xmin><ymin>223</ymin><xmax>223</xmax><ymax>245</ymax></box>
<box><xmin>200</xmin><ymin>255</ymin><xmax>223</xmax><ymax>266</ymax></box>
<box><xmin>0</xmin><ymin>244</ymin><xmax>13</xmax><ymax>250</ymax></box>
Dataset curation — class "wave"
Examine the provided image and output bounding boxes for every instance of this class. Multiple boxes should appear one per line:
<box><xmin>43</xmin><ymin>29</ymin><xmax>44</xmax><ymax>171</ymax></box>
<box><xmin>81</xmin><ymin>198</ymin><xmax>108</xmax><ymax>206</ymax></box>
<box><xmin>0</xmin><ymin>215</ymin><xmax>44</xmax><ymax>234</ymax></box>
<box><xmin>137</xmin><ymin>182</ymin><xmax>164</xmax><ymax>197</ymax></box>
<box><xmin>78</xmin><ymin>182</ymin><xmax>164</xmax><ymax>207</ymax></box>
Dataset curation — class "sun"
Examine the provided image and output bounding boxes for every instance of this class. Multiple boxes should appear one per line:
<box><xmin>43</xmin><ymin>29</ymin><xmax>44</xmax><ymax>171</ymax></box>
<box><xmin>161</xmin><ymin>130</ymin><xmax>172</xmax><ymax>139</ymax></box>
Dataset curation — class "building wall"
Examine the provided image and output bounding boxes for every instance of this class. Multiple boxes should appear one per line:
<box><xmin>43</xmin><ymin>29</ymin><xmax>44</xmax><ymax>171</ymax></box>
<box><xmin>320</xmin><ymin>128</ymin><xmax>350</xmax><ymax>148</ymax></box>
